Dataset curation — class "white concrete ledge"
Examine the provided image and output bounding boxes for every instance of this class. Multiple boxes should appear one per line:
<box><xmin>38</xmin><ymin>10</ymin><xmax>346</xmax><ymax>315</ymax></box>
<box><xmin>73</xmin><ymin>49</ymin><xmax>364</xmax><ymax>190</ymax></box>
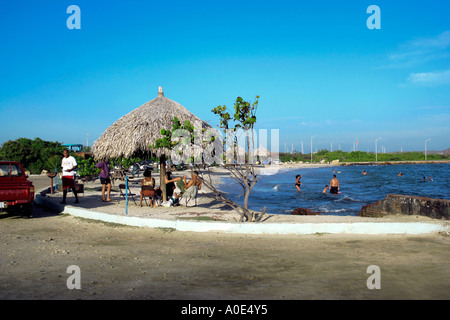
<box><xmin>35</xmin><ymin>194</ymin><xmax>448</xmax><ymax>235</ymax></box>
<box><xmin>62</xmin><ymin>206</ymin><xmax>448</xmax><ymax>235</ymax></box>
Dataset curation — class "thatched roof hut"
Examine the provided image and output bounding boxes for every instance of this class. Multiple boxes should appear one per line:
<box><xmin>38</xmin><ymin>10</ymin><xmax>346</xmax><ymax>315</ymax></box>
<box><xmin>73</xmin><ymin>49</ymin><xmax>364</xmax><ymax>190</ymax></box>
<box><xmin>225</xmin><ymin>145</ymin><xmax>246</xmax><ymax>163</ymax></box>
<box><xmin>92</xmin><ymin>87</ymin><xmax>210</xmax><ymax>160</ymax></box>
<box><xmin>92</xmin><ymin>87</ymin><xmax>211</xmax><ymax>201</ymax></box>
<box><xmin>253</xmin><ymin>146</ymin><xmax>271</xmax><ymax>157</ymax></box>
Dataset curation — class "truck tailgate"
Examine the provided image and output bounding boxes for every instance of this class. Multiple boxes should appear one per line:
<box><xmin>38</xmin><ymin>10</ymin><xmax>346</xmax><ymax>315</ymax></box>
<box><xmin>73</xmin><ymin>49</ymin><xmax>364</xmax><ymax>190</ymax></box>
<box><xmin>0</xmin><ymin>184</ymin><xmax>31</xmax><ymax>201</ymax></box>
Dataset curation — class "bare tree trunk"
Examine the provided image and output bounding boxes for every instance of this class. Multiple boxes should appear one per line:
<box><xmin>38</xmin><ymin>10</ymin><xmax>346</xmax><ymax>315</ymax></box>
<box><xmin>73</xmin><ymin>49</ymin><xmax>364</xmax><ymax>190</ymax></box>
<box><xmin>199</xmin><ymin>169</ymin><xmax>245</xmax><ymax>215</ymax></box>
<box><xmin>243</xmin><ymin>179</ymin><xmax>257</xmax><ymax>221</ymax></box>
<box><xmin>160</xmin><ymin>154</ymin><xmax>166</xmax><ymax>201</ymax></box>
<box><xmin>241</xmin><ymin>129</ymin><xmax>257</xmax><ymax>221</ymax></box>
<box><xmin>199</xmin><ymin>165</ymin><xmax>261</xmax><ymax>223</ymax></box>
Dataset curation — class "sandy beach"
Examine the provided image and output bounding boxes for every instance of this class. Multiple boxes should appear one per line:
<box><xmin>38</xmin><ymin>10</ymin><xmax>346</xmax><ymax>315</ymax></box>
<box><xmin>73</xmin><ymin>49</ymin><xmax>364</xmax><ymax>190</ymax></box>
<box><xmin>1</xmin><ymin>163</ymin><xmax>448</xmax><ymax>301</ymax></box>
<box><xmin>1</xmin><ymin>204</ymin><xmax>449</xmax><ymax>300</ymax></box>
<box><xmin>32</xmin><ymin>164</ymin><xmax>443</xmax><ymax>224</ymax></box>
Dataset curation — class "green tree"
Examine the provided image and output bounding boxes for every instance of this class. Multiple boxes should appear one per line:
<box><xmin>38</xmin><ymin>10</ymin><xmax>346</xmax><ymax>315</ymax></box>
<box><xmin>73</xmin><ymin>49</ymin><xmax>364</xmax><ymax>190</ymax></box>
<box><xmin>150</xmin><ymin>117</ymin><xmax>196</xmax><ymax>201</ymax></box>
<box><xmin>77</xmin><ymin>158</ymin><xmax>100</xmax><ymax>177</ymax></box>
<box><xmin>206</xmin><ymin>96</ymin><xmax>263</xmax><ymax>222</ymax></box>
<box><xmin>0</xmin><ymin>137</ymin><xmax>65</xmax><ymax>174</ymax></box>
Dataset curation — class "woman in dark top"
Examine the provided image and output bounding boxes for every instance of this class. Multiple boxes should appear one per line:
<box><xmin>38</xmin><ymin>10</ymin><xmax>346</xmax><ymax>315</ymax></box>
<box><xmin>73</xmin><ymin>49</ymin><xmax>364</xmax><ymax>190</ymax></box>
<box><xmin>165</xmin><ymin>172</ymin><xmax>182</xmax><ymax>198</ymax></box>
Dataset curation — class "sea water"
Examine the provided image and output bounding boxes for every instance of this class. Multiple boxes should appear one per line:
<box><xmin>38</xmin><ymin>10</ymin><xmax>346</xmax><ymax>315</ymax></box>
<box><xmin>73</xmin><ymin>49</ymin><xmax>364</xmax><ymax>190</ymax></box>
<box><xmin>218</xmin><ymin>163</ymin><xmax>450</xmax><ymax>216</ymax></box>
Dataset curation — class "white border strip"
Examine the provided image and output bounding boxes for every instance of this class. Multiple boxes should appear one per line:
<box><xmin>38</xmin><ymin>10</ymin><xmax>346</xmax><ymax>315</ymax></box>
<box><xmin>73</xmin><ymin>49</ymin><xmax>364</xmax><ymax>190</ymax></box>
<box><xmin>63</xmin><ymin>206</ymin><xmax>448</xmax><ymax>235</ymax></box>
<box><xmin>35</xmin><ymin>195</ymin><xmax>448</xmax><ymax>235</ymax></box>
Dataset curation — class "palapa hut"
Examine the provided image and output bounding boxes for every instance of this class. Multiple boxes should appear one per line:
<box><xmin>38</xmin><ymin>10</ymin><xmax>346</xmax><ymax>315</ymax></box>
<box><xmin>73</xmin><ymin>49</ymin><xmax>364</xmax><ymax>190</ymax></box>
<box><xmin>92</xmin><ymin>86</ymin><xmax>210</xmax><ymax>200</ymax></box>
<box><xmin>253</xmin><ymin>146</ymin><xmax>271</xmax><ymax>158</ymax></box>
<box><xmin>225</xmin><ymin>145</ymin><xmax>246</xmax><ymax>164</ymax></box>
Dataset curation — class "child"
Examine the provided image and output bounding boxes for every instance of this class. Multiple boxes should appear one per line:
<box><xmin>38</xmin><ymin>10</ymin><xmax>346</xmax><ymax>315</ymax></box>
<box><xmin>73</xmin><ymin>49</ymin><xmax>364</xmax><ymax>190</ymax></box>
<box><xmin>323</xmin><ymin>185</ymin><xmax>328</xmax><ymax>194</ymax></box>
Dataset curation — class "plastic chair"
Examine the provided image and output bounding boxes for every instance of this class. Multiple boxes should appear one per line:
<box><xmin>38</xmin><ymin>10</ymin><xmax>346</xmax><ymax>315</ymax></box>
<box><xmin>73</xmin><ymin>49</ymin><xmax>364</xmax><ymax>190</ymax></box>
<box><xmin>119</xmin><ymin>184</ymin><xmax>137</xmax><ymax>205</ymax></box>
<box><xmin>74</xmin><ymin>183</ymin><xmax>84</xmax><ymax>197</ymax></box>
<box><xmin>140</xmin><ymin>185</ymin><xmax>155</xmax><ymax>206</ymax></box>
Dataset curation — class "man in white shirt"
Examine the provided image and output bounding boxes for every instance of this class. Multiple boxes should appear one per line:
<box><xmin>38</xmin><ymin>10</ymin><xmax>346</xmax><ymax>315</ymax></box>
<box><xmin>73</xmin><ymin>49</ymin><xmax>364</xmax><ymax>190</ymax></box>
<box><xmin>61</xmin><ymin>149</ymin><xmax>79</xmax><ymax>204</ymax></box>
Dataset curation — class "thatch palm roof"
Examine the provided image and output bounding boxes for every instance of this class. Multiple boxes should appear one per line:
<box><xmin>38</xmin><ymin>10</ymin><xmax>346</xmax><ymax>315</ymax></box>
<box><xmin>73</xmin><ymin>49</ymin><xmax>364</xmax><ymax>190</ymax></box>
<box><xmin>225</xmin><ymin>145</ymin><xmax>246</xmax><ymax>156</ymax></box>
<box><xmin>92</xmin><ymin>87</ymin><xmax>210</xmax><ymax>160</ymax></box>
<box><xmin>253</xmin><ymin>146</ymin><xmax>271</xmax><ymax>157</ymax></box>
<box><xmin>225</xmin><ymin>145</ymin><xmax>246</xmax><ymax>163</ymax></box>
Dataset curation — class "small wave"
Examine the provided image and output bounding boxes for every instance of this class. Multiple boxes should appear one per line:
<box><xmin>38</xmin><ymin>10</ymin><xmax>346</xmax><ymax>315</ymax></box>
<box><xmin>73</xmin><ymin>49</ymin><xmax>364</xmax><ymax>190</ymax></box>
<box><xmin>319</xmin><ymin>207</ymin><xmax>347</xmax><ymax>213</ymax></box>
<box><xmin>317</xmin><ymin>204</ymin><xmax>348</xmax><ymax>213</ymax></box>
<box><xmin>335</xmin><ymin>195</ymin><xmax>362</xmax><ymax>203</ymax></box>
<box><xmin>273</xmin><ymin>185</ymin><xmax>278</xmax><ymax>190</ymax></box>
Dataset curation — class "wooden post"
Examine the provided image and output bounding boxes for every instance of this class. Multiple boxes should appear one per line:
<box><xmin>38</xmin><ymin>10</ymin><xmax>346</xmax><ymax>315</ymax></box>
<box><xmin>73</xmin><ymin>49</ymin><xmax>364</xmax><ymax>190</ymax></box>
<box><xmin>160</xmin><ymin>154</ymin><xmax>167</xmax><ymax>201</ymax></box>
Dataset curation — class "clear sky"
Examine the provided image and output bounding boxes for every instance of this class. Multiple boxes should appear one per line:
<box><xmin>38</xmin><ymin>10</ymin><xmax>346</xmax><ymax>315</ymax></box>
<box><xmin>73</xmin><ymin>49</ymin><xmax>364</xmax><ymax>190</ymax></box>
<box><xmin>1</xmin><ymin>0</ymin><xmax>449</xmax><ymax>153</ymax></box>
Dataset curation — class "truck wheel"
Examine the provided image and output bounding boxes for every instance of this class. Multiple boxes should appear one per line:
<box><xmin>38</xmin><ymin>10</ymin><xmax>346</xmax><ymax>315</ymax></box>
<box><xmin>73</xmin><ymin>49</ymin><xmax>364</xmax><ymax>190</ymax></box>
<box><xmin>20</xmin><ymin>204</ymin><xmax>33</xmax><ymax>218</ymax></box>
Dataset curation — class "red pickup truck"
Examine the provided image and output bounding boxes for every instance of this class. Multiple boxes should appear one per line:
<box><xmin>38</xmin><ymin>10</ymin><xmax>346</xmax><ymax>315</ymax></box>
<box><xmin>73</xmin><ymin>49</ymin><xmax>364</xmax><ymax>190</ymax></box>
<box><xmin>0</xmin><ymin>161</ymin><xmax>35</xmax><ymax>217</ymax></box>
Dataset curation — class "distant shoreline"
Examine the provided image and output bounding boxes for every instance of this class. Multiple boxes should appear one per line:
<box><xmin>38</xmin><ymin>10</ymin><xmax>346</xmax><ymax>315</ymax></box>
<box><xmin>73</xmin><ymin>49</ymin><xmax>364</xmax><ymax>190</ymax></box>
<box><xmin>338</xmin><ymin>160</ymin><xmax>450</xmax><ymax>166</ymax></box>
<box><xmin>257</xmin><ymin>159</ymin><xmax>450</xmax><ymax>172</ymax></box>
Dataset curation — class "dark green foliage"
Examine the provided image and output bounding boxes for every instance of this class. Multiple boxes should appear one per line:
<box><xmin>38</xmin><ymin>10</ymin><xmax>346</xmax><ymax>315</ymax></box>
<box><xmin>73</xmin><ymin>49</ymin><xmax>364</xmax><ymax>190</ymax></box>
<box><xmin>212</xmin><ymin>95</ymin><xmax>259</xmax><ymax>132</ymax></box>
<box><xmin>0</xmin><ymin>137</ymin><xmax>157</xmax><ymax>176</ymax></box>
<box><xmin>0</xmin><ymin>137</ymin><xmax>65</xmax><ymax>174</ymax></box>
<box><xmin>280</xmin><ymin>150</ymin><xmax>450</xmax><ymax>163</ymax></box>
<box><xmin>76</xmin><ymin>157</ymin><xmax>100</xmax><ymax>177</ymax></box>
<box><xmin>152</xmin><ymin>117</ymin><xmax>193</xmax><ymax>150</ymax></box>
<box><xmin>151</xmin><ymin>117</ymin><xmax>196</xmax><ymax>162</ymax></box>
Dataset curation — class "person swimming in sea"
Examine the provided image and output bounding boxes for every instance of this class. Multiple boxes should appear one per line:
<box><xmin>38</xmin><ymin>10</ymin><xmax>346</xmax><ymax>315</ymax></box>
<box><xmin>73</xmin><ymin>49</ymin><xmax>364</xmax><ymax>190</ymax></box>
<box><xmin>323</xmin><ymin>185</ymin><xmax>328</xmax><ymax>194</ymax></box>
<box><xmin>329</xmin><ymin>175</ymin><xmax>340</xmax><ymax>194</ymax></box>
<box><xmin>295</xmin><ymin>174</ymin><xmax>302</xmax><ymax>191</ymax></box>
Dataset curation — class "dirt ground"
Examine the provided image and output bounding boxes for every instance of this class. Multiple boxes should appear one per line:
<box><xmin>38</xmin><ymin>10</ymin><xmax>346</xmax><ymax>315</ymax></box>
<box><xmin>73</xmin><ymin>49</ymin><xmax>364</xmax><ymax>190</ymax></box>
<box><xmin>1</xmin><ymin>204</ymin><xmax>449</xmax><ymax>301</ymax></box>
<box><xmin>1</xmin><ymin>173</ymin><xmax>449</xmax><ymax>304</ymax></box>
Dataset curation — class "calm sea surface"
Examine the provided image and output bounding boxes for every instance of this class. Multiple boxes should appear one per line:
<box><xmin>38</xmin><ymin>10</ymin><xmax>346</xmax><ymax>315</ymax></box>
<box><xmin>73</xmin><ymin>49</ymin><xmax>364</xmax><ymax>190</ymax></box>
<box><xmin>218</xmin><ymin>163</ymin><xmax>450</xmax><ymax>216</ymax></box>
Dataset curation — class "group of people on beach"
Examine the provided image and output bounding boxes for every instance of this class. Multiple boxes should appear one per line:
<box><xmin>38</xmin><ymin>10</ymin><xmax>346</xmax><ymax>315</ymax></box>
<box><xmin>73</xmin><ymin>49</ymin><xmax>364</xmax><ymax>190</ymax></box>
<box><xmin>96</xmin><ymin>160</ymin><xmax>202</xmax><ymax>207</ymax></box>
<box><xmin>295</xmin><ymin>172</ymin><xmax>340</xmax><ymax>194</ymax></box>
<box><xmin>58</xmin><ymin>149</ymin><xmax>201</xmax><ymax>206</ymax></box>
<box><xmin>139</xmin><ymin>169</ymin><xmax>202</xmax><ymax>207</ymax></box>
<box><xmin>291</xmin><ymin>166</ymin><xmax>434</xmax><ymax>198</ymax></box>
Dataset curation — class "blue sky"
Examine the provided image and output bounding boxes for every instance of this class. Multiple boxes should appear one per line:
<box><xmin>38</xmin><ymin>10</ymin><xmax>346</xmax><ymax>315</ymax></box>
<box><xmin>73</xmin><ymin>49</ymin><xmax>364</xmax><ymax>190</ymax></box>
<box><xmin>1</xmin><ymin>0</ymin><xmax>449</xmax><ymax>153</ymax></box>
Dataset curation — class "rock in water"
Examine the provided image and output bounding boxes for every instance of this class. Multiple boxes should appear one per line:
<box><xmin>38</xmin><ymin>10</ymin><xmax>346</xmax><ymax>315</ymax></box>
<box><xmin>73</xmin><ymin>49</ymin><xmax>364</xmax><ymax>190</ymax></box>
<box><xmin>291</xmin><ymin>207</ymin><xmax>321</xmax><ymax>215</ymax></box>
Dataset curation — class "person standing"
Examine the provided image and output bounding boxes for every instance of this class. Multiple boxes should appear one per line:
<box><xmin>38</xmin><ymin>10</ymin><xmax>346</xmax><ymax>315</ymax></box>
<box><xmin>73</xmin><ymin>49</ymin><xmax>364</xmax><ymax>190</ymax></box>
<box><xmin>295</xmin><ymin>174</ymin><xmax>303</xmax><ymax>191</ymax></box>
<box><xmin>329</xmin><ymin>174</ymin><xmax>340</xmax><ymax>194</ymax></box>
<box><xmin>96</xmin><ymin>159</ymin><xmax>112</xmax><ymax>202</ymax></box>
<box><xmin>61</xmin><ymin>149</ymin><xmax>79</xmax><ymax>204</ymax></box>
